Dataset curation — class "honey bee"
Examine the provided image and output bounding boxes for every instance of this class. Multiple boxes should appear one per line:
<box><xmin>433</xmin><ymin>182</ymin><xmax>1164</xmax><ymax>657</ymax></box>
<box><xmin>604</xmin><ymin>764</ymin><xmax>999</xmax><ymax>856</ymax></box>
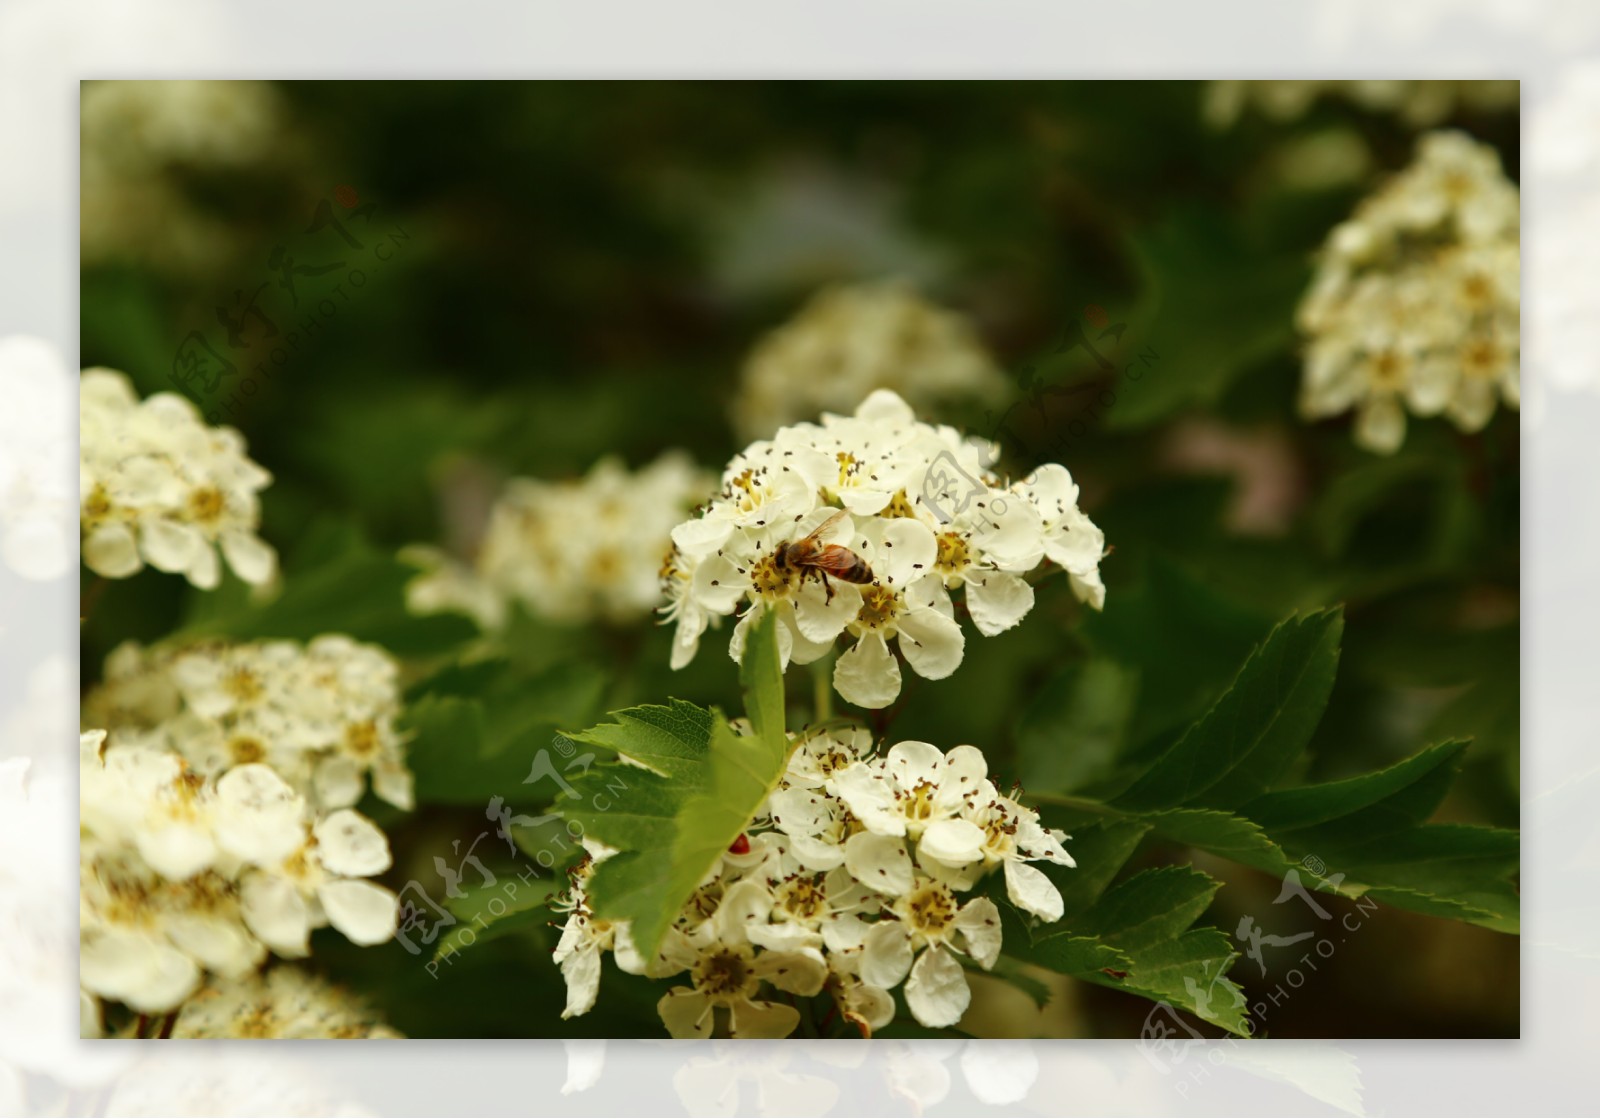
<box><xmin>775</xmin><ymin>510</ymin><xmax>874</xmax><ymax>603</ymax></box>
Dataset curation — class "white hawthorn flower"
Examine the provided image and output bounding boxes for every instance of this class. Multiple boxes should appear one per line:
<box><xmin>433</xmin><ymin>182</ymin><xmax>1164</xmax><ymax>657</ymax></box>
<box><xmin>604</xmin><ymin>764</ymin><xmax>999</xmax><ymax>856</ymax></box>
<box><xmin>654</xmin><ymin>881</ymin><xmax>829</xmax><ymax>1040</ymax></box>
<box><xmin>79</xmin><ymin>730</ymin><xmax>402</xmax><ymax>1017</ymax></box>
<box><xmin>79</xmin><ymin>368</ymin><xmax>277</xmax><ymax>588</ymax></box>
<box><xmin>859</xmin><ymin>876</ymin><xmax>1003</xmax><ymax>1029</ymax></box>
<box><xmin>90</xmin><ymin>634</ymin><xmax>414</xmax><ymax>812</ymax></box>
<box><xmin>168</xmin><ymin>967</ymin><xmax>403</xmax><ymax>1038</ymax></box>
<box><xmin>667</xmin><ymin>389</ymin><xmax>1106</xmax><ymax>708</ymax></box>
<box><xmin>732</xmin><ymin>280</ymin><xmax>1010</xmax><ymax>442</ymax></box>
<box><xmin>238</xmin><ymin>808</ymin><xmax>399</xmax><ymax>956</ymax></box>
<box><xmin>551</xmin><ymin>849</ymin><xmax>649</xmax><ymax>1019</ymax></box>
<box><xmin>557</xmin><ymin>729</ymin><xmax>1072</xmax><ymax>1037</ymax></box>
<box><xmin>828</xmin><ymin>741</ymin><xmax>991</xmax><ymax>844</ymax></box>
<box><xmin>1298</xmin><ymin>131</ymin><xmax>1520</xmax><ymax>454</ymax></box>
<box><xmin>409</xmin><ymin>451</ymin><xmax>714</xmax><ymax>630</ymax></box>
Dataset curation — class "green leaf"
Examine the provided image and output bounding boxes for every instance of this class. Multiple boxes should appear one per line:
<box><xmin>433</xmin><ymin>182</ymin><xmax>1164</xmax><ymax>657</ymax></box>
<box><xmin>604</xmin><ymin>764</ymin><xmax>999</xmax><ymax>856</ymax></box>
<box><xmin>1104</xmin><ymin>207</ymin><xmax>1306</xmax><ymax>429</ymax></box>
<box><xmin>556</xmin><ymin>611</ymin><xmax>792</xmax><ymax>957</ymax></box>
<box><xmin>403</xmin><ymin>657</ymin><xmax>607</xmax><ymax>805</ymax></box>
<box><xmin>1240</xmin><ymin>740</ymin><xmax>1468</xmax><ymax>834</ymax></box>
<box><xmin>1115</xmin><ymin>609</ymin><xmax>1344</xmax><ymax>810</ymax></box>
<box><xmin>1016</xmin><ymin>659</ymin><xmax>1138</xmax><ymax>795</ymax></box>
<box><xmin>433</xmin><ymin>871</ymin><xmax>561</xmax><ymax>961</ymax></box>
<box><xmin>1003</xmin><ymin>866</ymin><xmax>1249</xmax><ymax>1036</ymax></box>
<box><xmin>1082</xmin><ymin>560</ymin><xmax>1272</xmax><ymax>756</ymax></box>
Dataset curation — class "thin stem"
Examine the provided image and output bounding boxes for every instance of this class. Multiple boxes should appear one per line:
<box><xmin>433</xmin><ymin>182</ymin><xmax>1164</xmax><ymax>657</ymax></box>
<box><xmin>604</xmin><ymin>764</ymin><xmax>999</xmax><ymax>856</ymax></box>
<box><xmin>1023</xmin><ymin>790</ymin><xmax>1124</xmax><ymax>816</ymax></box>
<box><xmin>810</xmin><ymin>652</ymin><xmax>835</xmax><ymax>725</ymax></box>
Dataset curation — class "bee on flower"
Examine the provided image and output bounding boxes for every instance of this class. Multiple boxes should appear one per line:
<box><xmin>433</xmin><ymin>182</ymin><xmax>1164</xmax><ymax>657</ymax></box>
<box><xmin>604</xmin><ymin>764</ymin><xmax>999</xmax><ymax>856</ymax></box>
<box><xmin>665</xmin><ymin>389</ymin><xmax>1107</xmax><ymax>708</ymax></box>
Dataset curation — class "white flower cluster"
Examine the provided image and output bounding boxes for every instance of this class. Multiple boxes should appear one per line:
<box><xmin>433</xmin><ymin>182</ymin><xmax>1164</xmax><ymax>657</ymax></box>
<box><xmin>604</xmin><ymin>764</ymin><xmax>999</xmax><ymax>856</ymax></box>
<box><xmin>732</xmin><ymin>281</ymin><xmax>1009</xmax><ymax>442</ymax></box>
<box><xmin>1298</xmin><ymin>131</ymin><xmax>1521</xmax><ymax>454</ymax></box>
<box><xmin>81</xmin><ymin>368</ymin><xmax>278</xmax><ymax>588</ymax></box>
<box><xmin>1204</xmin><ymin>80</ymin><xmax>1519</xmax><ymax>130</ymax></box>
<box><xmin>80</xmin><ymin>730</ymin><xmax>400</xmax><ymax>1017</ymax></box>
<box><xmin>557</xmin><ymin>729</ymin><xmax>1073</xmax><ymax>1037</ymax></box>
<box><xmin>405</xmin><ymin>452</ymin><xmax>713</xmax><ymax>629</ymax></box>
<box><xmin>84</xmin><ymin>635</ymin><xmax>414</xmax><ymax>813</ymax></box>
<box><xmin>664</xmin><ymin>389</ymin><xmax>1106</xmax><ymax>708</ymax></box>
<box><xmin>166</xmin><ymin>966</ymin><xmax>403</xmax><ymax>1039</ymax></box>
<box><xmin>81</xmin><ymin>80</ymin><xmax>286</xmax><ymax>272</ymax></box>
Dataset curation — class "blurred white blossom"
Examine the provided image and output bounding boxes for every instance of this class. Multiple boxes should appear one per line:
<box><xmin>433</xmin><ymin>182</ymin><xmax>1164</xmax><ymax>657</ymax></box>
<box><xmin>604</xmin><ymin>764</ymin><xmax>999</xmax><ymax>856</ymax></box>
<box><xmin>1204</xmin><ymin>79</ymin><xmax>1518</xmax><ymax>130</ymax></box>
<box><xmin>406</xmin><ymin>451</ymin><xmax>713</xmax><ymax>629</ymax></box>
<box><xmin>1298</xmin><ymin>131</ymin><xmax>1520</xmax><ymax>453</ymax></box>
<box><xmin>167</xmin><ymin>966</ymin><xmax>403</xmax><ymax>1038</ymax></box>
<box><xmin>80</xmin><ymin>367</ymin><xmax>277</xmax><ymax>589</ymax></box>
<box><xmin>84</xmin><ymin>634</ymin><xmax>414</xmax><ymax>812</ymax></box>
<box><xmin>732</xmin><ymin>280</ymin><xmax>1008</xmax><ymax>442</ymax></box>
<box><xmin>79</xmin><ymin>729</ymin><xmax>400</xmax><ymax>1018</ymax></box>
<box><xmin>80</xmin><ymin>79</ymin><xmax>287</xmax><ymax>273</ymax></box>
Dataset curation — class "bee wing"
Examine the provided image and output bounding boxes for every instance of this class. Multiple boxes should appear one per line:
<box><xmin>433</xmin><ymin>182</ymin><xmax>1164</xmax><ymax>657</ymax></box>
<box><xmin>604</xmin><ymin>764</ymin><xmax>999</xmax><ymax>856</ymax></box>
<box><xmin>799</xmin><ymin>508</ymin><xmax>850</xmax><ymax>545</ymax></box>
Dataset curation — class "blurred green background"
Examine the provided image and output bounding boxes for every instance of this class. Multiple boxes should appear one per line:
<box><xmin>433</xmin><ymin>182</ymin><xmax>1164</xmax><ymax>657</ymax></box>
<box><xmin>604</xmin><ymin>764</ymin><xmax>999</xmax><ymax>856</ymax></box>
<box><xmin>80</xmin><ymin>80</ymin><xmax>1518</xmax><ymax>1039</ymax></box>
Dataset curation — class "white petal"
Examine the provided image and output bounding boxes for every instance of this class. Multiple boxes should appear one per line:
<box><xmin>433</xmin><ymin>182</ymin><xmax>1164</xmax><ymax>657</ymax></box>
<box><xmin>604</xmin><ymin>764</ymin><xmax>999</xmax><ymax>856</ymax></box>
<box><xmin>164</xmin><ymin>913</ymin><xmax>265</xmax><ymax>978</ymax></box>
<box><xmin>373</xmin><ymin>760</ymin><xmax>416</xmax><ymax>811</ymax></box>
<box><xmin>896</xmin><ymin>607</ymin><xmax>965</xmax><ymax>681</ymax></box>
<box><xmin>1405</xmin><ymin>356</ymin><xmax>1457</xmax><ymax>416</ymax></box>
<box><xmin>671</xmin><ymin>516</ymin><xmax>734</xmax><ymax>558</ymax></box>
<box><xmin>789</xmin><ymin>832</ymin><xmax>848</xmax><ymax>871</ymax></box>
<box><xmin>135</xmin><ymin>821</ymin><xmax>217</xmax><ymax>881</ymax></box>
<box><xmin>221</xmin><ymin>530</ymin><xmax>276</xmax><ymax>585</ymax></box>
<box><xmin>752</xmin><ymin>949</ymin><xmax>828</xmax><ymax>996</ymax></box>
<box><xmin>82</xmin><ymin>523</ymin><xmax>142</xmax><ymax>578</ymax></box>
<box><xmin>859</xmin><ymin>921</ymin><xmax>915</xmax><ymax>988</ymax></box>
<box><xmin>840</xmin><ymin>979</ymin><xmax>897</xmax><ymax>1035</ymax></box>
<box><xmin>240</xmin><ymin>873</ymin><xmax>312</xmax><ymax>957</ymax></box>
<box><xmin>844</xmin><ymin>831</ymin><xmax>914</xmax><ymax>897</ymax></box>
<box><xmin>79</xmin><ymin>930</ymin><xmax>199</xmax><ymax>1014</ymax></box>
<box><xmin>833</xmin><ymin>633</ymin><xmax>901</xmax><ymax>709</ymax></box>
<box><xmin>559</xmin><ymin>947</ymin><xmax>602</xmax><ymax>1019</ymax></box>
<box><xmin>793</xmin><ymin>577</ymin><xmax>862</xmax><ymax>643</ymax></box>
<box><xmin>886</xmin><ymin>741</ymin><xmax>944</xmax><ymax>789</ymax></box>
<box><xmin>313</xmin><ymin>755</ymin><xmax>366</xmax><ymax>810</ymax></box>
<box><xmin>918</xmin><ymin>819</ymin><xmax>987</xmax><ymax>868</ymax></box>
<box><xmin>657</xmin><ymin>989</ymin><xmax>714</xmax><ymax>1039</ymax></box>
<box><xmin>313</xmin><ymin>810</ymin><xmax>393</xmax><ymax>877</ymax></box>
<box><xmin>319</xmin><ymin>878</ymin><xmax>400</xmax><ymax>945</ymax></box>
<box><xmin>953</xmin><ymin>897</ymin><xmax>1004</xmax><ymax>967</ymax></box>
<box><xmin>728</xmin><ymin>997</ymin><xmax>801</xmax><ymax>1039</ymax></box>
<box><xmin>964</xmin><ymin>571</ymin><xmax>1035</xmax><ymax>637</ymax></box>
<box><xmin>878</xmin><ymin>518</ymin><xmax>937</xmax><ymax>588</ymax></box>
<box><xmin>1448</xmin><ymin>377</ymin><xmax>1498</xmax><ymax>433</ymax></box>
<box><xmin>903</xmin><ymin>945</ymin><xmax>972</xmax><ymax>1028</ymax></box>
<box><xmin>185</xmin><ymin>541</ymin><xmax>221</xmax><ymax>589</ymax></box>
<box><xmin>214</xmin><ymin>765</ymin><xmax>306</xmax><ymax>865</ymax></box>
<box><xmin>1354</xmin><ymin>394</ymin><xmax>1406</xmax><ymax>455</ymax></box>
<box><xmin>140</xmin><ymin>519</ymin><xmax>202</xmax><ymax>573</ymax></box>
<box><xmin>716</xmin><ymin>879</ymin><xmax>772</xmax><ymax>946</ymax></box>
<box><xmin>1004</xmin><ymin>860</ymin><xmax>1065</xmax><ymax>923</ymax></box>
<box><xmin>827</xmin><ymin>763</ymin><xmax>904</xmax><ymax>837</ymax></box>
<box><xmin>748</xmin><ymin>922</ymin><xmax>824</xmax><ymax>953</ymax></box>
